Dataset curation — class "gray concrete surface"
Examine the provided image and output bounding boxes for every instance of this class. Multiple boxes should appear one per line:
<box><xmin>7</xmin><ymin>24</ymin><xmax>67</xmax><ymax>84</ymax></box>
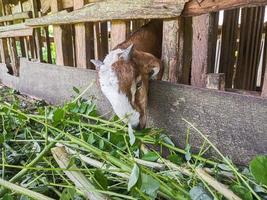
<box><xmin>0</xmin><ymin>59</ymin><xmax>266</xmax><ymax>164</ymax></box>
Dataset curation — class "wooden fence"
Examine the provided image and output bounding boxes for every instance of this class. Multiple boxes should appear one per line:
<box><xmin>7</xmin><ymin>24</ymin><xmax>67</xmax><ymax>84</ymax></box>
<box><xmin>1</xmin><ymin>0</ymin><xmax>267</xmax><ymax>96</ymax></box>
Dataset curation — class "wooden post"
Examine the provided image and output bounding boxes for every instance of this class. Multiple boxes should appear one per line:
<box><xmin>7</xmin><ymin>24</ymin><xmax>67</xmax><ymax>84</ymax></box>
<box><xmin>74</xmin><ymin>0</ymin><xmax>94</xmax><ymax>68</ymax></box>
<box><xmin>162</xmin><ymin>17</ymin><xmax>192</xmax><ymax>84</ymax></box>
<box><xmin>44</xmin><ymin>26</ymin><xmax>52</xmax><ymax>63</ymax></box>
<box><xmin>99</xmin><ymin>22</ymin><xmax>108</xmax><ymax>60</ymax></box>
<box><xmin>2</xmin><ymin>2</ymin><xmax>20</xmax><ymax>76</ymax></box>
<box><xmin>206</xmin><ymin>73</ymin><xmax>225</xmax><ymax>90</ymax></box>
<box><xmin>31</xmin><ymin>0</ymin><xmax>43</xmax><ymax>62</ymax></box>
<box><xmin>219</xmin><ymin>9</ymin><xmax>240</xmax><ymax>89</ymax></box>
<box><xmin>191</xmin><ymin>13</ymin><xmax>219</xmax><ymax>87</ymax></box>
<box><xmin>111</xmin><ymin>20</ymin><xmax>126</xmax><ymax>49</ymax></box>
<box><xmin>161</xmin><ymin>19</ymin><xmax>180</xmax><ymax>83</ymax></box>
<box><xmin>51</xmin><ymin>0</ymin><xmax>74</xmax><ymax>66</ymax></box>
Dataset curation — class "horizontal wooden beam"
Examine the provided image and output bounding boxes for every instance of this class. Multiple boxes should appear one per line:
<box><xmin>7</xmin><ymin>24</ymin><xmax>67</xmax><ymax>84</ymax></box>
<box><xmin>0</xmin><ymin>23</ymin><xmax>28</xmax><ymax>32</ymax></box>
<box><xmin>25</xmin><ymin>0</ymin><xmax>186</xmax><ymax>26</ymax></box>
<box><xmin>0</xmin><ymin>11</ymin><xmax>32</xmax><ymax>23</ymax></box>
<box><xmin>0</xmin><ymin>28</ymin><xmax>33</xmax><ymax>38</ymax></box>
<box><xmin>183</xmin><ymin>0</ymin><xmax>267</xmax><ymax>16</ymax></box>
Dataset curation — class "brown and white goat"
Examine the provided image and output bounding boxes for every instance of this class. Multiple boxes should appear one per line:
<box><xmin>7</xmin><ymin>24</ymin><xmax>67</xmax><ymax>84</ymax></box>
<box><xmin>91</xmin><ymin>20</ymin><xmax>163</xmax><ymax>129</ymax></box>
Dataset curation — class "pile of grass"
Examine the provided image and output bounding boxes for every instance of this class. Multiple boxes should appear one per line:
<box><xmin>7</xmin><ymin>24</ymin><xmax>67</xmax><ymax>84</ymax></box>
<box><xmin>0</xmin><ymin>86</ymin><xmax>266</xmax><ymax>200</ymax></box>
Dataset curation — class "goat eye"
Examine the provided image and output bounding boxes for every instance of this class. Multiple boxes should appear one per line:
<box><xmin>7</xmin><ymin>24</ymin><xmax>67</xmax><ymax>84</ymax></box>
<box><xmin>136</xmin><ymin>81</ymin><xmax>142</xmax><ymax>89</ymax></box>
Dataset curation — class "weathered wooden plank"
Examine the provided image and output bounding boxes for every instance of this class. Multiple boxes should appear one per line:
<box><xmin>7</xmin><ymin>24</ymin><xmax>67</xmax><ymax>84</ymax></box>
<box><xmin>0</xmin><ymin>28</ymin><xmax>33</xmax><ymax>38</ymax></box>
<box><xmin>111</xmin><ymin>20</ymin><xmax>126</xmax><ymax>49</ymax></box>
<box><xmin>0</xmin><ymin>38</ymin><xmax>11</xmax><ymax>72</ymax></box>
<box><xmin>26</xmin><ymin>0</ymin><xmax>187</xmax><ymax>26</ymax></box>
<box><xmin>74</xmin><ymin>0</ymin><xmax>94</xmax><ymax>69</ymax></box>
<box><xmin>162</xmin><ymin>19</ymin><xmax>179</xmax><ymax>83</ymax></box>
<box><xmin>235</xmin><ymin>6</ymin><xmax>265</xmax><ymax>90</ymax></box>
<box><xmin>183</xmin><ymin>0</ymin><xmax>267</xmax><ymax>16</ymax></box>
<box><xmin>2</xmin><ymin>2</ymin><xmax>20</xmax><ymax>76</ymax></box>
<box><xmin>178</xmin><ymin>17</ymin><xmax>192</xmax><ymax>85</ymax></box>
<box><xmin>206</xmin><ymin>73</ymin><xmax>225</xmax><ymax>90</ymax></box>
<box><xmin>0</xmin><ymin>23</ymin><xmax>28</xmax><ymax>32</ymax></box>
<box><xmin>219</xmin><ymin>9</ymin><xmax>239</xmax><ymax>89</ymax></box>
<box><xmin>52</xmin><ymin>0</ymin><xmax>74</xmax><ymax>66</ymax></box>
<box><xmin>31</xmin><ymin>0</ymin><xmax>43</xmax><ymax>62</ymax></box>
<box><xmin>99</xmin><ymin>22</ymin><xmax>108</xmax><ymax>60</ymax></box>
<box><xmin>44</xmin><ymin>26</ymin><xmax>52</xmax><ymax>63</ymax></box>
<box><xmin>0</xmin><ymin>11</ymin><xmax>31</xmax><ymax>23</ymax></box>
<box><xmin>191</xmin><ymin>13</ymin><xmax>218</xmax><ymax>87</ymax></box>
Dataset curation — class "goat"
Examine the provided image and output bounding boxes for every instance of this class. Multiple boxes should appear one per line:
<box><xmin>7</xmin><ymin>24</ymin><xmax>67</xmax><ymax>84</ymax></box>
<box><xmin>91</xmin><ymin>20</ymin><xmax>163</xmax><ymax>129</ymax></box>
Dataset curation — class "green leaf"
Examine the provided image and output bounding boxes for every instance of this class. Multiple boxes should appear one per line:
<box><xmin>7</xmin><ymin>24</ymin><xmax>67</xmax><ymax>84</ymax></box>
<box><xmin>73</xmin><ymin>87</ymin><xmax>80</xmax><ymax>94</ymax></box>
<box><xmin>218</xmin><ymin>164</ymin><xmax>232</xmax><ymax>172</ymax></box>
<box><xmin>142</xmin><ymin>152</ymin><xmax>159</xmax><ymax>162</ymax></box>
<box><xmin>185</xmin><ymin>144</ymin><xmax>191</xmax><ymax>161</ymax></box>
<box><xmin>87</xmin><ymin>134</ymin><xmax>96</xmax><ymax>144</ymax></box>
<box><xmin>128</xmin><ymin>125</ymin><xmax>135</xmax><ymax>146</ymax></box>
<box><xmin>249</xmin><ymin>155</ymin><xmax>267</xmax><ymax>185</ymax></box>
<box><xmin>0</xmin><ymin>134</ymin><xmax>4</xmax><ymax>144</ymax></box>
<box><xmin>128</xmin><ymin>164</ymin><xmax>139</xmax><ymax>191</ymax></box>
<box><xmin>140</xmin><ymin>174</ymin><xmax>160</xmax><ymax>199</ymax></box>
<box><xmin>160</xmin><ymin>134</ymin><xmax>175</xmax><ymax>146</ymax></box>
<box><xmin>189</xmin><ymin>186</ymin><xmax>212</xmax><ymax>200</ymax></box>
<box><xmin>168</xmin><ymin>154</ymin><xmax>183</xmax><ymax>165</ymax></box>
<box><xmin>53</xmin><ymin>108</ymin><xmax>65</xmax><ymax>122</ymax></box>
<box><xmin>94</xmin><ymin>170</ymin><xmax>108</xmax><ymax>190</ymax></box>
<box><xmin>60</xmin><ymin>188</ymin><xmax>76</xmax><ymax>200</ymax></box>
<box><xmin>2</xmin><ymin>194</ymin><xmax>14</xmax><ymax>200</ymax></box>
<box><xmin>231</xmin><ymin>185</ymin><xmax>253</xmax><ymax>200</ymax></box>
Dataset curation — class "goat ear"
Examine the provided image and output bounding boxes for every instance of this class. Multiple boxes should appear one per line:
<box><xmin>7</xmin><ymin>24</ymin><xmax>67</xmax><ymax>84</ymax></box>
<box><xmin>119</xmin><ymin>44</ymin><xmax>134</xmax><ymax>61</ymax></box>
<box><xmin>90</xmin><ymin>59</ymin><xmax>103</xmax><ymax>70</ymax></box>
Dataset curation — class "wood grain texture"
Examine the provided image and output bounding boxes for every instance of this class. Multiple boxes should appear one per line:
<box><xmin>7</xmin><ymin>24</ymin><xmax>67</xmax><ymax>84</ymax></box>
<box><xmin>74</xmin><ymin>0</ymin><xmax>94</xmax><ymax>69</ymax></box>
<box><xmin>111</xmin><ymin>20</ymin><xmax>126</xmax><ymax>49</ymax></box>
<box><xmin>191</xmin><ymin>13</ymin><xmax>218</xmax><ymax>87</ymax></box>
<box><xmin>162</xmin><ymin>19</ymin><xmax>179</xmax><ymax>83</ymax></box>
<box><xmin>183</xmin><ymin>0</ymin><xmax>267</xmax><ymax>16</ymax></box>
<box><xmin>26</xmin><ymin>0</ymin><xmax>187</xmax><ymax>26</ymax></box>
<box><xmin>0</xmin><ymin>28</ymin><xmax>33</xmax><ymax>38</ymax></box>
<box><xmin>219</xmin><ymin>9</ymin><xmax>239</xmax><ymax>89</ymax></box>
<box><xmin>0</xmin><ymin>11</ymin><xmax>31</xmax><ymax>23</ymax></box>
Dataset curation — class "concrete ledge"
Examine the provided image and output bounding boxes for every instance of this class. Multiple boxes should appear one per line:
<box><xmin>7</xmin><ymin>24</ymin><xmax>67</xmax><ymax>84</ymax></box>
<box><xmin>0</xmin><ymin>59</ymin><xmax>267</xmax><ymax>165</ymax></box>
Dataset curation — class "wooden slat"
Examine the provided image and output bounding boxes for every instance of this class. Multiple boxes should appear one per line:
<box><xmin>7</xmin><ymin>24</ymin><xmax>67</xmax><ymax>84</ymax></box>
<box><xmin>0</xmin><ymin>38</ymin><xmax>11</xmax><ymax>70</ymax></box>
<box><xmin>235</xmin><ymin>6</ymin><xmax>265</xmax><ymax>90</ymax></box>
<box><xmin>0</xmin><ymin>11</ymin><xmax>31</xmax><ymax>23</ymax></box>
<box><xmin>26</xmin><ymin>0</ymin><xmax>186</xmax><ymax>26</ymax></box>
<box><xmin>52</xmin><ymin>0</ymin><xmax>74</xmax><ymax>66</ymax></box>
<box><xmin>162</xmin><ymin>19</ymin><xmax>179</xmax><ymax>82</ymax></box>
<box><xmin>99</xmin><ymin>22</ymin><xmax>108</xmax><ymax>60</ymax></box>
<box><xmin>31</xmin><ymin>0</ymin><xmax>43</xmax><ymax>62</ymax></box>
<box><xmin>191</xmin><ymin>13</ymin><xmax>218</xmax><ymax>87</ymax></box>
<box><xmin>0</xmin><ymin>28</ymin><xmax>33</xmax><ymax>38</ymax></box>
<box><xmin>0</xmin><ymin>23</ymin><xmax>27</xmax><ymax>32</ymax></box>
<box><xmin>219</xmin><ymin>9</ymin><xmax>239</xmax><ymax>88</ymax></box>
<box><xmin>183</xmin><ymin>0</ymin><xmax>267</xmax><ymax>16</ymax></box>
<box><xmin>111</xmin><ymin>20</ymin><xmax>126</xmax><ymax>49</ymax></box>
<box><xmin>74</xmin><ymin>0</ymin><xmax>94</xmax><ymax>69</ymax></box>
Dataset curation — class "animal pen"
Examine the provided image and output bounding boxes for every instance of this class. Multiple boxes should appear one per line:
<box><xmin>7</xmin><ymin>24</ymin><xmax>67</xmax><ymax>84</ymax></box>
<box><xmin>0</xmin><ymin>0</ymin><xmax>266</xmax><ymax>165</ymax></box>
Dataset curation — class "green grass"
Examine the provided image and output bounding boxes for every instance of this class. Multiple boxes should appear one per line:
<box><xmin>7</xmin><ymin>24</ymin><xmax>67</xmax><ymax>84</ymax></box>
<box><xmin>0</xmin><ymin>85</ymin><xmax>266</xmax><ymax>200</ymax></box>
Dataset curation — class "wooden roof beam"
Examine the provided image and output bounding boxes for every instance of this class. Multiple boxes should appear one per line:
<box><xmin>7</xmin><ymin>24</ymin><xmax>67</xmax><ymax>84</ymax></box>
<box><xmin>0</xmin><ymin>11</ymin><xmax>31</xmax><ymax>23</ymax></box>
<box><xmin>183</xmin><ymin>0</ymin><xmax>267</xmax><ymax>16</ymax></box>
